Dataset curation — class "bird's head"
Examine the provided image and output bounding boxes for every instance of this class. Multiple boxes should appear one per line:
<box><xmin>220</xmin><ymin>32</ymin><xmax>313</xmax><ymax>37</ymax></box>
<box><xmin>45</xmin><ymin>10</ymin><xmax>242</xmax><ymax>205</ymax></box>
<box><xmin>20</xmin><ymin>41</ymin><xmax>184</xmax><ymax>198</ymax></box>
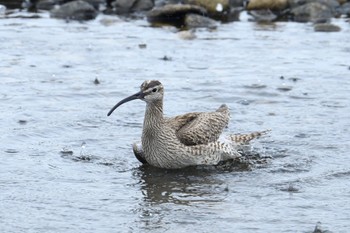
<box><xmin>107</xmin><ymin>80</ymin><xmax>164</xmax><ymax>116</ymax></box>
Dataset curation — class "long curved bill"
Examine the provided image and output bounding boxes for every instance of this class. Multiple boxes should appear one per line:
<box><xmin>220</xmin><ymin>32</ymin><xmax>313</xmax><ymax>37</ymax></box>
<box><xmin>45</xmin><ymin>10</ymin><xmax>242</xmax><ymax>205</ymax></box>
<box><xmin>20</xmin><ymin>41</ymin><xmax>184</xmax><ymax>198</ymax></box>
<box><xmin>107</xmin><ymin>91</ymin><xmax>144</xmax><ymax>116</ymax></box>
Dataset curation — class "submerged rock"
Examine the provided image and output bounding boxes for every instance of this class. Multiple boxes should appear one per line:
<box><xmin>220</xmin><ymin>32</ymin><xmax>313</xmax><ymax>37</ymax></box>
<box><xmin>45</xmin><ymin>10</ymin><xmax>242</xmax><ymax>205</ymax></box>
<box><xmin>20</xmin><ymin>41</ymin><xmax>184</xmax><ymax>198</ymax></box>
<box><xmin>291</xmin><ymin>2</ymin><xmax>333</xmax><ymax>23</ymax></box>
<box><xmin>111</xmin><ymin>0</ymin><xmax>153</xmax><ymax>14</ymax></box>
<box><xmin>314</xmin><ymin>23</ymin><xmax>341</xmax><ymax>32</ymax></box>
<box><xmin>147</xmin><ymin>4</ymin><xmax>207</xmax><ymax>28</ymax></box>
<box><xmin>248</xmin><ymin>9</ymin><xmax>277</xmax><ymax>22</ymax></box>
<box><xmin>184</xmin><ymin>13</ymin><xmax>217</xmax><ymax>29</ymax></box>
<box><xmin>50</xmin><ymin>0</ymin><xmax>97</xmax><ymax>20</ymax></box>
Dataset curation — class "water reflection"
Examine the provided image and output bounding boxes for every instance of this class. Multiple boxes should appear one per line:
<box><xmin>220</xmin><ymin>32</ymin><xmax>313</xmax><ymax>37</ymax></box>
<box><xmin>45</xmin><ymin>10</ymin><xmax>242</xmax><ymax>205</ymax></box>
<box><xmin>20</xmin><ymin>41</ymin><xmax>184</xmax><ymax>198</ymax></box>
<box><xmin>131</xmin><ymin>165</ymin><xmax>230</xmax><ymax>231</ymax></box>
<box><xmin>134</xmin><ymin>165</ymin><xmax>229</xmax><ymax>205</ymax></box>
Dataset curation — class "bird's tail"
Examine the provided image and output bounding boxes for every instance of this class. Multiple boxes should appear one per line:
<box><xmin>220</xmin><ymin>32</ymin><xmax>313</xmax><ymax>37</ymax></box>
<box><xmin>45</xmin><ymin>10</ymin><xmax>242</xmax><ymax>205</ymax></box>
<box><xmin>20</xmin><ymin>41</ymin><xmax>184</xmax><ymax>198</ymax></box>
<box><xmin>229</xmin><ymin>130</ymin><xmax>270</xmax><ymax>145</ymax></box>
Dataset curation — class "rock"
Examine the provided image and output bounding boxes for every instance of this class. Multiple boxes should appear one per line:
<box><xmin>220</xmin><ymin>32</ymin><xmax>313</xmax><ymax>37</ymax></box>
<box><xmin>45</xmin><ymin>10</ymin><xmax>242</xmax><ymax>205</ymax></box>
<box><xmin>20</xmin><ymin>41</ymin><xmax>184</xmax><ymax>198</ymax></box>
<box><xmin>247</xmin><ymin>0</ymin><xmax>288</xmax><ymax>11</ymax></box>
<box><xmin>288</xmin><ymin>0</ymin><xmax>340</xmax><ymax>9</ymax></box>
<box><xmin>339</xmin><ymin>2</ymin><xmax>350</xmax><ymax>16</ymax></box>
<box><xmin>112</xmin><ymin>0</ymin><xmax>136</xmax><ymax>14</ymax></box>
<box><xmin>132</xmin><ymin>0</ymin><xmax>154</xmax><ymax>12</ymax></box>
<box><xmin>184</xmin><ymin>0</ymin><xmax>241</xmax><ymax>22</ymax></box>
<box><xmin>314</xmin><ymin>23</ymin><xmax>341</xmax><ymax>32</ymax></box>
<box><xmin>36</xmin><ymin>0</ymin><xmax>103</xmax><ymax>11</ymax></box>
<box><xmin>82</xmin><ymin>0</ymin><xmax>104</xmax><ymax>9</ymax></box>
<box><xmin>50</xmin><ymin>0</ymin><xmax>97</xmax><ymax>20</ymax></box>
<box><xmin>111</xmin><ymin>0</ymin><xmax>153</xmax><ymax>14</ymax></box>
<box><xmin>248</xmin><ymin>9</ymin><xmax>277</xmax><ymax>22</ymax></box>
<box><xmin>147</xmin><ymin>4</ymin><xmax>207</xmax><ymax>28</ymax></box>
<box><xmin>37</xmin><ymin>0</ymin><xmax>58</xmax><ymax>11</ymax></box>
<box><xmin>154</xmin><ymin>0</ymin><xmax>182</xmax><ymax>7</ymax></box>
<box><xmin>291</xmin><ymin>2</ymin><xmax>333</xmax><ymax>23</ymax></box>
<box><xmin>0</xmin><ymin>0</ymin><xmax>23</xmax><ymax>9</ymax></box>
<box><xmin>184</xmin><ymin>13</ymin><xmax>217</xmax><ymax>29</ymax></box>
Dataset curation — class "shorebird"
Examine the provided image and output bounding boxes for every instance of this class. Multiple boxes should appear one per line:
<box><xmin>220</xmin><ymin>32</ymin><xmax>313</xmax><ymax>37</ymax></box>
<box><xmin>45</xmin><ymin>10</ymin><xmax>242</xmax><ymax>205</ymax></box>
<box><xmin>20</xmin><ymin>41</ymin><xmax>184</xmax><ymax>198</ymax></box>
<box><xmin>108</xmin><ymin>80</ymin><xmax>267</xmax><ymax>169</ymax></box>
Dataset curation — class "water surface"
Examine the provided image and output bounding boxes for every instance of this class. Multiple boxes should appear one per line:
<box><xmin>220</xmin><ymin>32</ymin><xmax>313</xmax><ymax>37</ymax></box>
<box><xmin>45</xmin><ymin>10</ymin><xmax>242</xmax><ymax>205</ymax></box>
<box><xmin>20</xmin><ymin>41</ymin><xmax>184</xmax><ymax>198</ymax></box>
<box><xmin>1</xmin><ymin>12</ymin><xmax>350</xmax><ymax>232</ymax></box>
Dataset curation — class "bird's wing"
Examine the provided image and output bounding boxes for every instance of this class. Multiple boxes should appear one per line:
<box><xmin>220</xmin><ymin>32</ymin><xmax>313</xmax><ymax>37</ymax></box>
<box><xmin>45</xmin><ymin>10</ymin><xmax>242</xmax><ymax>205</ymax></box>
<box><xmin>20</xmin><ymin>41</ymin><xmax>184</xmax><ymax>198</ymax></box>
<box><xmin>166</xmin><ymin>104</ymin><xmax>230</xmax><ymax>146</ymax></box>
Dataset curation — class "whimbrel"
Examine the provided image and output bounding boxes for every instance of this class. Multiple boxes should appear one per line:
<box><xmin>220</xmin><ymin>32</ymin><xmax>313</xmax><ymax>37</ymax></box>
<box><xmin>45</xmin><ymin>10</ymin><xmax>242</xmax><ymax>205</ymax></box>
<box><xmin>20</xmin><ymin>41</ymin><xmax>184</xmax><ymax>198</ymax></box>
<box><xmin>108</xmin><ymin>80</ymin><xmax>267</xmax><ymax>169</ymax></box>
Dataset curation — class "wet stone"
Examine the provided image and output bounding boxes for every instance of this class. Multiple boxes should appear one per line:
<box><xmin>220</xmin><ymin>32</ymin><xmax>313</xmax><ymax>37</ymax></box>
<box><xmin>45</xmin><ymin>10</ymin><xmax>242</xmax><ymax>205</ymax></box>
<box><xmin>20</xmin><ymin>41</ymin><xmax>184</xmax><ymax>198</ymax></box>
<box><xmin>184</xmin><ymin>13</ymin><xmax>217</xmax><ymax>29</ymax></box>
<box><xmin>248</xmin><ymin>9</ymin><xmax>277</xmax><ymax>22</ymax></box>
<box><xmin>0</xmin><ymin>0</ymin><xmax>22</xmax><ymax>9</ymax></box>
<box><xmin>291</xmin><ymin>2</ymin><xmax>333</xmax><ymax>23</ymax></box>
<box><xmin>50</xmin><ymin>0</ymin><xmax>98</xmax><ymax>21</ymax></box>
<box><xmin>147</xmin><ymin>4</ymin><xmax>207</xmax><ymax>28</ymax></box>
<box><xmin>18</xmin><ymin>120</ymin><xmax>28</xmax><ymax>125</ymax></box>
<box><xmin>243</xmin><ymin>83</ymin><xmax>267</xmax><ymax>89</ymax></box>
<box><xmin>339</xmin><ymin>2</ymin><xmax>350</xmax><ymax>17</ymax></box>
<box><xmin>5</xmin><ymin>149</ymin><xmax>19</xmax><ymax>154</ymax></box>
<box><xmin>60</xmin><ymin>149</ymin><xmax>74</xmax><ymax>156</ymax></box>
<box><xmin>314</xmin><ymin>23</ymin><xmax>341</xmax><ymax>32</ymax></box>
<box><xmin>111</xmin><ymin>0</ymin><xmax>153</xmax><ymax>14</ymax></box>
<box><xmin>277</xmin><ymin>85</ymin><xmax>293</xmax><ymax>91</ymax></box>
<box><xmin>160</xmin><ymin>55</ymin><xmax>172</xmax><ymax>61</ymax></box>
<box><xmin>93</xmin><ymin>78</ymin><xmax>100</xmax><ymax>85</ymax></box>
<box><xmin>37</xmin><ymin>0</ymin><xmax>104</xmax><ymax>11</ymax></box>
<box><xmin>36</xmin><ymin>0</ymin><xmax>57</xmax><ymax>11</ymax></box>
<box><xmin>280</xmin><ymin>184</ymin><xmax>300</xmax><ymax>192</ymax></box>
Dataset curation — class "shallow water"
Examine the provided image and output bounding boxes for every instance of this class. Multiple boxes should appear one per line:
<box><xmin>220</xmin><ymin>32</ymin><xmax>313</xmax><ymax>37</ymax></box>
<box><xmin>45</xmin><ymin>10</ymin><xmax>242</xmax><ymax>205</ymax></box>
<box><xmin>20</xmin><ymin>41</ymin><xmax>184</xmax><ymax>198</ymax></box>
<box><xmin>1</xmin><ymin>12</ymin><xmax>350</xmax><ymax>232</ymax></box>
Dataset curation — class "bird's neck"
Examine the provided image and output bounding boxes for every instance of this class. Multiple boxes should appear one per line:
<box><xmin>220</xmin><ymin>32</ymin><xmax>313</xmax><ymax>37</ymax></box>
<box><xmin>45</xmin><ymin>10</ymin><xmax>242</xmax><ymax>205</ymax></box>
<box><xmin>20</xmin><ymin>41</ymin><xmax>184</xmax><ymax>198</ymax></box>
<box><xmin>143</xmin><ymin>100</ymin><xmax>164</xmax><ymax>129</ymax></box>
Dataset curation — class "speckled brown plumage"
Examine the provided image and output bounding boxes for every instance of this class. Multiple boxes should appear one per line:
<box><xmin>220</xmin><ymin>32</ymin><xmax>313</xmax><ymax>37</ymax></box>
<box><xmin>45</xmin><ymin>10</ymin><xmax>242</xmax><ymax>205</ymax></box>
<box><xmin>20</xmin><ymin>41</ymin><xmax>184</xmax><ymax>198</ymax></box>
<box><xmin>108</xmin><ymin>80</ymin><xmax>267</xmax><ymax>169</ymax></box>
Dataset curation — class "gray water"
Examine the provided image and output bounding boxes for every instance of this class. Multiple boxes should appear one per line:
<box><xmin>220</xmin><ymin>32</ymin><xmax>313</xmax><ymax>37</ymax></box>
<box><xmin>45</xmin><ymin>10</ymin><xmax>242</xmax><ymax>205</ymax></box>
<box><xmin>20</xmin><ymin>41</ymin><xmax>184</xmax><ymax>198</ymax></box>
<box><xmin>1</xmin><ymin>12</ymin><xmax>350</xmax><ymax>233</ymax></box>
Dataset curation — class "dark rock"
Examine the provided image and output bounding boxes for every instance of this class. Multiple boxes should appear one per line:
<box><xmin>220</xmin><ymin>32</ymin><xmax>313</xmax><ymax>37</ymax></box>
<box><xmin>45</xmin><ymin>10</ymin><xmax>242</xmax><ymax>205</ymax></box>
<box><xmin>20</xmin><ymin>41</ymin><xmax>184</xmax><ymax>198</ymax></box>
<box><xmin>93</xmin><ymin>78</ymin><xmax>100</xmax><ymax>85</ymax></box>
<box><xmin>132</xmin><ymin>0</ymin><xmax>154</xmax><ymax>12</ymax></box>
<box><xmin>184</xmin><ymin>13</ymin><xmax>217</xmax><ymax>29</ymax></box>
<box><xmin>37</xmin><ymin>0</ymin><xmax>58</xmax><ymax>11</ymax></box>
<box><xmin>312</xmin><ymin>221</ymin><xmax>333</xmax><ymax>233</ymax></box>
<box><xmin>339</xmin><ymin>2</ymin><xmax>350</xmax><ymax>17</ymax></box>
<box><xmin>147</xmin><ymin>4</ymin><xmax>207</xmax><ymax>28</ymax></box>
<box><xmin>50</xmin><ymin>0</ymin><xmax>97</xmax><ymax>20</ymax></box>
<box><xmin>248</xmin><ymin>9</ymin><xmax>277</xmax><ymax>22</ymax></box>
<box><xmin>112</xmin><ymin>0</ymin><xmax>136</xmax><ymax>14</ymax></box>
<box><xmin>291</xmin><ymin>2</ymin><xmax>333</xmax><ymax>23</ymax></box>
<box><xmin>314</xmin><ymin>23</ymin><xmax>341</xmax><ymax>32</ymax></box>
<box><xmin>184</xmin><ymin>0</ymin><xmax>239</xmax><ymax>22</ymax></box>
<box><xmin>41</xmin><ymin>0</ymin><xmax>103</xmax><ymax>10</ymax></box>
<box><xmin>0</xmin><ymin>0</ymin><xmax>23</xmax><ymax>9</ymax></box>
<box><xmin>288</xmin><ymin>0</ymin><xmax>340</xmax><ymax>9</ymax></box>
<box><xmin>160</xmin><ymin>55</ymin><xmax>172</xmax><ymax>61</ymax></box>
<box><xmin>81</xmin><ymin>0</ymin><xmax>104</xmax><ymax>9</ymax></box>
<box><xmin>111</xmin><ymin>0</ymin><xmax>153</xmax><ymax>14</ymax></box>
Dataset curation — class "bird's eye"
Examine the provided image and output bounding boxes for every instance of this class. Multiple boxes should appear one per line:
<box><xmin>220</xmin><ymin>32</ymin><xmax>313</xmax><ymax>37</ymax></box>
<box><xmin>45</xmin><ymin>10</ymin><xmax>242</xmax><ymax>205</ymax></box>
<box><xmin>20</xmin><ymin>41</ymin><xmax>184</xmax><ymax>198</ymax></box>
<box><xmin>152</xmin><ymin>88</ymin><xmax>157</xmax><ymax>92</ymax></box>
